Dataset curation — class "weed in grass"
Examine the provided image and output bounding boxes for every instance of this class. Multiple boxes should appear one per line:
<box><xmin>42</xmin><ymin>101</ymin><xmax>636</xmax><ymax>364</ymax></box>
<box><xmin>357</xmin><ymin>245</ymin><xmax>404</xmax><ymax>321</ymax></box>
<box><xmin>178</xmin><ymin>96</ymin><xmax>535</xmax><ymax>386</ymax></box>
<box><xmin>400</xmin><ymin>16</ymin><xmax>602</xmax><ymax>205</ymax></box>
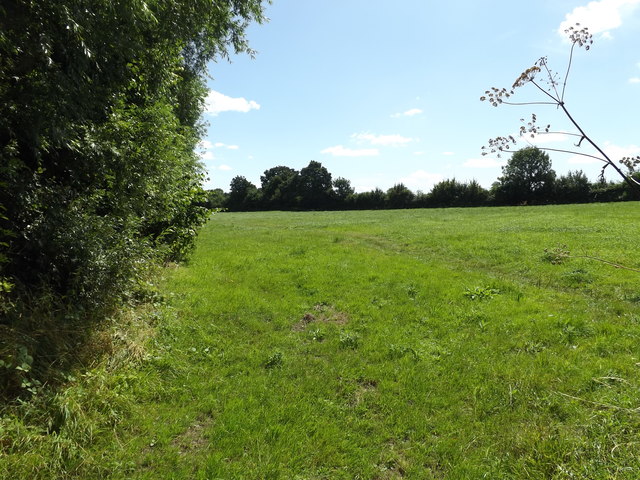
<box><xmin>339</xmin><ymin>331</ymin><xmax>360</xmax><ymax>349</ymax></box>
<box><xmin>387</xmin><ymin>344</ymin><xmax>420</xmax><ymax>362</ymax></box>
<box><xmin>406</xmin><ymin>284</ymin><xmax>419</xmax><ymax>300</ymax></box>
<box><xmin>309</xmin><ymin>328</ymin><xmax>326</xmax><ymax>342</ymax></box>
<box><xmin>463</xmin><ymin>286</ymin><xmax>500</xmax><ymax>301</ymax></box>
<box><xmin>521</xmin><ymin>340</ymin><xmax>547</xmax><ymax>354</ymax></box>
<box><xmin>264</xmin><ymin>351</ymin><xmax>284</xmax><ymax>369</ymax></box>
<box><xmin>542</xmin><ymin>244</ymin><xmax>571</xmax><ymax>264</ymax></box>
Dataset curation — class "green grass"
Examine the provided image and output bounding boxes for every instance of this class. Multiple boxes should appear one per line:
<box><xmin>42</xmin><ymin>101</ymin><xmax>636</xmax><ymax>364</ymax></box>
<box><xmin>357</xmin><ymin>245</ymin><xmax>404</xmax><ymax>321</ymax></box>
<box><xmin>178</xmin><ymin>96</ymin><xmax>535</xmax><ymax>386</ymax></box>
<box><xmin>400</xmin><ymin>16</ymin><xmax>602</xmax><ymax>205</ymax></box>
<box><xmin>3</xmin><ymin>203</ymin><xmax>640</xmax><ymax>478</ymax></box>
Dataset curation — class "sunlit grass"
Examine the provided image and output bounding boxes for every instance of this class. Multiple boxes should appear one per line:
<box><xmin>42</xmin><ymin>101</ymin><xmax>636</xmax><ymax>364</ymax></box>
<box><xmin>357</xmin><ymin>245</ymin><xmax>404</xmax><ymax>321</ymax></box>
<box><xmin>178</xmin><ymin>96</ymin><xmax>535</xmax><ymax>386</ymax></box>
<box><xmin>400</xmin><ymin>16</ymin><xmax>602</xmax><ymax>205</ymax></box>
<box><xmin>3</xmin><ymin>203</ymin><xmax>640</xmax><ymax>478</ymax></box>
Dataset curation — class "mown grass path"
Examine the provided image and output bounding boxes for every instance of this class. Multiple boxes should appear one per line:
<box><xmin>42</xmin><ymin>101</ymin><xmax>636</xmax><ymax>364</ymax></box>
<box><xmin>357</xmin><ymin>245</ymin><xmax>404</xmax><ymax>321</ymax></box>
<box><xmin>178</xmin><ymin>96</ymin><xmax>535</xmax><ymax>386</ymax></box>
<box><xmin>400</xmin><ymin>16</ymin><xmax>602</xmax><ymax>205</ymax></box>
<box><xmin>7</xmin><ymin>204</ymin><xmax>639</xmax><ymax>479</ymax></box>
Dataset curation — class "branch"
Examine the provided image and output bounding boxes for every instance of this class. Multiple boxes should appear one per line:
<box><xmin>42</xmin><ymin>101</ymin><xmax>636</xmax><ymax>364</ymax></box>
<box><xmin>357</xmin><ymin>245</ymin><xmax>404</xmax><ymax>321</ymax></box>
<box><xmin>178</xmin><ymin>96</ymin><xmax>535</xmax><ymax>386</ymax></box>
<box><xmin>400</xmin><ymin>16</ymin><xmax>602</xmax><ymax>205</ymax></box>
<box><xmin>570</xmin><ymin>255</ymin><xmax>640</xmax><ymax>273</ymax></box>
<box><xmin>530</xmin><ymin>79</ymin><xmax>560</xmax><ymax>103</ymax></box>
<box><xmin>527</xmin><ymin>147</ymin><xmax>606</xmax><ymax>163</ymax></box>
<box><xmin>539</xmin><ymin>57</ymin><xmax>562</xmax><ymax>100</ymax></box>
<box><xmin>500</xmin><ymin>101</ymin><xmax>558</xmax><ymax>106</ymax></box>
<box><xmin>558</xmin><ymin>103</ymin><xmax>640</xmax><ymax>195</ymax></box>
<box><xmin>561</xmin><ymin>42</ymin><xmax>577</xmax><ymax>102</ymax></box>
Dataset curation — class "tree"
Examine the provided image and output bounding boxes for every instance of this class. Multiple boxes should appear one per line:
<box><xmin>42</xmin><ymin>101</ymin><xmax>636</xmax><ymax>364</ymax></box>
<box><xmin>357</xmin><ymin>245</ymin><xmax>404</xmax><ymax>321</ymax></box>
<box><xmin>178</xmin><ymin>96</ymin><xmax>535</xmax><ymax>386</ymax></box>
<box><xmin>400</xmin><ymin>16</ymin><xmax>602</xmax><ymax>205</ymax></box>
<box><xmin>555</xmin><ymin>170</ymin><xmax>591</xmax><ymax>204</ymax></box>
<box><xmin>227</xmin><ymin>176</ymin><xmax>260</xmax><ymax>211</ymax></box>
<box><xmin>260</xmin><ymin>166</ymin><xmax>299</xmax><ymax>209</ymax></box>
<box><xmin>298</xmin><ymin>161</ymin><xmax>333</xmax><ymax>209</ymax></box>
<box><xmin>386</xmin><ymin>183</ymin><xmax>415</xmax><ymax>209</ymax></box>
<box><xmin>333</xmin><ymin>177</ymin><xmax>355</xmax><ymax>207</ymax></box>
<box><xmin>428</xmin><ymin>178</ymin><xmax>489</xmax><ymax>207</ymax></box>
<box><xmin>481</xmin><ymin>25</ymin><xmax>640</xmax><ymax>198</ymax></box>
<box><xmin>205</xmin><ymin>188</ymin><xmax>228</xmax><ymax>209</ymax></box>
<box><xmin>353</xmin><ymin>188</ymin><xmax>386</xmax><ymax>210</ymax></box>
<box><xmin>493</xmin><ymin>147</ymin><xmax>556</xmax><ymax>205</ymax></box>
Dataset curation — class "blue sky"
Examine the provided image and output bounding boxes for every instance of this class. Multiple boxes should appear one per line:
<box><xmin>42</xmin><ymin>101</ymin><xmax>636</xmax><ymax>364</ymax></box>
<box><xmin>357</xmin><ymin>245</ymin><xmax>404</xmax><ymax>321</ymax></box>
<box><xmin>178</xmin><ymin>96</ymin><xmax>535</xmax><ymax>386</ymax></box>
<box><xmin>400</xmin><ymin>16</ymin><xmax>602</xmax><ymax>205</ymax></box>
<box><xmin>199</xmin><ymin>0</ymin><xmax>640</xmax><ymax>193</ymax></box>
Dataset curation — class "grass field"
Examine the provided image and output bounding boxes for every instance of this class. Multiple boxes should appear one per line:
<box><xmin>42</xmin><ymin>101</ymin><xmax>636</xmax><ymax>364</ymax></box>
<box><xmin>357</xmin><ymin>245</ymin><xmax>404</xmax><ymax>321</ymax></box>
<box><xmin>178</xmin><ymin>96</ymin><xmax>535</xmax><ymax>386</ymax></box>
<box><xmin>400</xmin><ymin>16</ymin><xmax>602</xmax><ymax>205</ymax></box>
<box><xmin>3</xmin><ymin>203</ymin><xmax>640</xmax><ymax>479</ymax></box>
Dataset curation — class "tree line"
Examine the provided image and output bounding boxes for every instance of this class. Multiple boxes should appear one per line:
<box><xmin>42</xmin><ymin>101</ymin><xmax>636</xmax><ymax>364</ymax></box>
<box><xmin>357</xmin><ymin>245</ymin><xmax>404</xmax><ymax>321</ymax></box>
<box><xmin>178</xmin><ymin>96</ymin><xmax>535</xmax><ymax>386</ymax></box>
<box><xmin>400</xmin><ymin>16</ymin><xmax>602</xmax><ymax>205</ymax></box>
<box><xmin>209</xmin><ymin>148</ymin><xmax>639</xmax><ymax>212</ymax></box>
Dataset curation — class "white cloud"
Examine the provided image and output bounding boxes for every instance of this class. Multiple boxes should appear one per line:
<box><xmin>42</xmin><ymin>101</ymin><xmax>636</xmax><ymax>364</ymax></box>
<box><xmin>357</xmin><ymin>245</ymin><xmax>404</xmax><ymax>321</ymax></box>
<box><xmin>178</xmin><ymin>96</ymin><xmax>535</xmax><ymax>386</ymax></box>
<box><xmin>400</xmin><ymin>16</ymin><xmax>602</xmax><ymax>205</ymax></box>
<box><xmin>399</xmin><ymin>170</ymin><xmax>444</xmax><ymax>191</ymax></box>
<box><xmin>218</xmin><ymin>164</ymin><xmax>233</xmax><ymax>171</ymax></box>
<box><xmin>603</xmin><ymin>142</ymin><xmax>640</xmax><ymax>159</ymax></box>
<box><xmin>559</xmin><ymin>0</ymin><xmax>640</xmax><ymax>38</ymax></box>
<box><xmin>629</xmin><ymin>77</ymin><xmax>640</xmax><ymax>83</ymax></box>
<box><xmin>214</xmin><ymin>142</ymin><xmax>240</xmax><ymax>150</ymax></box>
<box><xmin>463</xmin><ymin>158</ymin><xmax>506</xmax><ymax>168</ymax></box>
<box><xmin>199</xmin><ymin>151</ymin><xmax>215</xmax><ymax>161</ymax></box>
<box><xmin>198</xmin><ymin>140</ymin><xmax>214</xmax><ymax>150</ymax></box>
<box><xmin>352</xmin><ymin>132</ymin><xmax>414</xmax><ymax>147</ymax></box>
<box><xmin>321</xmin><ymin>145</ymin><xmax>380</xmax><ymax>157</ymax></box>
<box><xmin>442</xmin><ymin>151</ymin><xmax>455</xmax><ymax>156</ymax></box>
<box><xmin>391</xmin><ymin>108</ymin><xmax>423</xmax><ymax>118</ymax></box>
<box><xmin>204</xmin><ymin>90</ymin><xmax>260</xmax><ymax>116</ymax></box>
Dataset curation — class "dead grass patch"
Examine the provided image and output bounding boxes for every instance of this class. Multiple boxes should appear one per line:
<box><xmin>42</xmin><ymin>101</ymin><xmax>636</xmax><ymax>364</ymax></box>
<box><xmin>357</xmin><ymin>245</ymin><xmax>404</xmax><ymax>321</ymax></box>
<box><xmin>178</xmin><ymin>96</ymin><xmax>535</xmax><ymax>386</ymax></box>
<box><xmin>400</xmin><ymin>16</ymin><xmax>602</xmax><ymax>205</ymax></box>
<box><xmin>292</xmin><ymin>303</ymin><xmax>350</xmax><ymax>331</ymax></box>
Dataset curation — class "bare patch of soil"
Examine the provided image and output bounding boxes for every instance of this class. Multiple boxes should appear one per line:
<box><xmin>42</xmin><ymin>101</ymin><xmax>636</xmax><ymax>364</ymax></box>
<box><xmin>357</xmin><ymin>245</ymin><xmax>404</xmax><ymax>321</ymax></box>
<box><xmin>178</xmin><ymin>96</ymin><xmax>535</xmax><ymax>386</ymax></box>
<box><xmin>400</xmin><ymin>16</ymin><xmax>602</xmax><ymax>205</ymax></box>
<box><xmin>292</xmin><ymin>303</ymin><xmax>350</xmax><ymax>331</ymax></box>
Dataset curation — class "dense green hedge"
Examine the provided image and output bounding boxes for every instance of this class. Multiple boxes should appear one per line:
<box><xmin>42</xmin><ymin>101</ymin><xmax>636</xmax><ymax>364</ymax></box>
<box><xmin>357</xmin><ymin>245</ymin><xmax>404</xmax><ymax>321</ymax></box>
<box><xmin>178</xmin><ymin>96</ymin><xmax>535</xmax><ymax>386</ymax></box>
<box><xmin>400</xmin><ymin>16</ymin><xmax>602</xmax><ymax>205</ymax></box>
<box><xmin>0</xmin><ymin>0</ymin><xmax>267</xmax><ymax>398</ymax></box>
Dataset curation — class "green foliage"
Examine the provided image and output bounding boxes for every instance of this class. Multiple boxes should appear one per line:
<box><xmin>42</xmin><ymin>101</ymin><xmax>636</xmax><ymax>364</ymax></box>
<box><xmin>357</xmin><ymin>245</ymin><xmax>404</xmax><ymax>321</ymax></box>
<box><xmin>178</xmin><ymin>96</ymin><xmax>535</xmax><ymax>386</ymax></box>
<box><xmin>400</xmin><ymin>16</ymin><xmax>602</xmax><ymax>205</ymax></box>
<box><xmin>224</xmin><ymin>156</ymin><xmax>638</xmax><ymax>212</ymax></box>
<box><xmin>493</xmin><ymin>147</ymin><xmax>556</xmax><ymax>205</ymax></box>
<box><xmin>428</xmin><ymin>178</ymin><xmax>489</xmax><ymax>207</ymax></box>
<box><xmin>385</xmin><ymin>183</ymin><xmax>415</xmax><ymax>209</ymax></box>
<box><xmin>227</xmin><ymin>175</ymin><xmax>261</xmax><ymax>211</ymax></box>
<box><xmin>0</xmin><ymin>0</ymin><xmax>268</xmax><ymax>399</ymax></box>
<box><xmin>204</xmin><ymin>188</ymin><xmax>228</xmax><ymax>209</ymax></box>
<box><xmin>555</xmin><ymin>170</ymin><xmax>591</xmax><ymax>204</ymax></box>
<box><xmin>352</xmin><ymin>188</ymin><xmax>387</xmax><ymax>210</ymax></box>
<box><xmin>298</xmin><ymin>160</ymin><xmax>334</xmax><ymax>209</ymax></box>
<box><xmin>260</xmin><ymin>165</ymin><xmax>300</xmax><ymax>210</ymax></box>
<box><xmin>332</xmin><ymin>177</ymin><xmax>355</xmax><ymax>204</ymax></box>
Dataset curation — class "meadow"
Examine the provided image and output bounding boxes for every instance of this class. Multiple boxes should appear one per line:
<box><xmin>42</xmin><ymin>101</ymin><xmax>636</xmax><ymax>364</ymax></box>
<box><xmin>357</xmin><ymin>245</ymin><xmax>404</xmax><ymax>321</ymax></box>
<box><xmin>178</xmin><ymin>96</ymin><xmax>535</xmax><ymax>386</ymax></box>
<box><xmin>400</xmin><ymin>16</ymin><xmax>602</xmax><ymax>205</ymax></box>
<box><xmin>3</xmin><ymin>203</ymin><xmax>640</xmax><ymax>479</ymax></box>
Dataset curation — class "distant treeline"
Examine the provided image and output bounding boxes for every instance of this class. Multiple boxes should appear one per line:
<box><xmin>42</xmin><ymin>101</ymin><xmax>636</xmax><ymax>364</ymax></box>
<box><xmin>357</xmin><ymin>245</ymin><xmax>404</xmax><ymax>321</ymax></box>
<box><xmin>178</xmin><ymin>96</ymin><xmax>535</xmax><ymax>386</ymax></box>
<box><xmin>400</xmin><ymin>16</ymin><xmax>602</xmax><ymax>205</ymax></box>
<box><xmin>207</xmin><ymin>154</ymin><xmax>639</xmax><ymax>212</ymax></box>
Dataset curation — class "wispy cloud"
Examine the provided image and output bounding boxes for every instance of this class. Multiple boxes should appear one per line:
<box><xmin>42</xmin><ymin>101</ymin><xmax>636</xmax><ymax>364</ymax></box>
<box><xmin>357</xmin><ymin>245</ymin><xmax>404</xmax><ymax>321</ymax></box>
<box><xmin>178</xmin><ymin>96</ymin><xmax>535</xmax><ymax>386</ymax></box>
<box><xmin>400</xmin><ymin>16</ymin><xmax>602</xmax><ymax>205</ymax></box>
<box><xmin>559</xmin><ymin>0</ymin><xmax>640</xmax><ymax>38</ymax></box>
<box><xmin>629</xmin><ymin>77</ymin><xmax>640</xmax><ymax>83</ymax></box>
<box><xmin>321</xmin><ymin>145</ymin><xmax>380</xmax><ymax>157</ymax></box>
<box><xmin>204</xmin><ymin>90</ymin><xmax>260</xmax><ymax>116</ymax></box>
<box><xmin>391</xmin><ymin>108</ymin><xmax>423</xmax><ymax>118</ymax></box>
<box><xmin>352</xmin><ymin>132</ymin><xmax>414</xmax><ymax>147</ymax></box>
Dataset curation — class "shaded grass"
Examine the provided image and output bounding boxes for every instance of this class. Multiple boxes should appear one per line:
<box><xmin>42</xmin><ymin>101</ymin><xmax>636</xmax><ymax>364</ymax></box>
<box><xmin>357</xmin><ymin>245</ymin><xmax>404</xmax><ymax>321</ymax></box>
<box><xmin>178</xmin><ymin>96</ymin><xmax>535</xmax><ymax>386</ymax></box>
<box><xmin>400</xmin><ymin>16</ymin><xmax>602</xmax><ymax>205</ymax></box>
<box><xmin>3</xmin><ymin>203</ymin><xmax>640</xmax><ymax>478</ymax></box>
